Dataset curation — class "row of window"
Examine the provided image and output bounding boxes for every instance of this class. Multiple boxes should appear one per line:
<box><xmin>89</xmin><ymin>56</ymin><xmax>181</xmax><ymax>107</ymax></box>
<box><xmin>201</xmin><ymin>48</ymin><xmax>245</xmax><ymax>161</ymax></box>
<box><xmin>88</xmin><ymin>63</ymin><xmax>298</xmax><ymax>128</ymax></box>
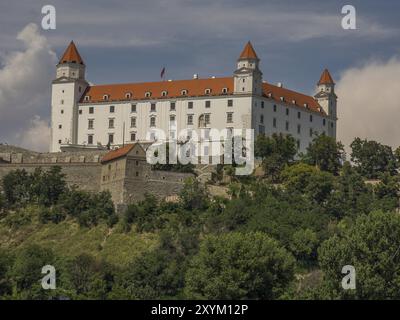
<box><xmin>85</xmin><ymin>88</ymin><xmax>231</xmax><ymax>102</ymax></box>
<box><xmin>85</xmin><ymin>112</ymin><xmax>234</xmax><ymax>130</ymax></box>
<box><xmin>259</xmin><ymin>118</ymin><xmax>328</xmax><ymax>137</ymax></box>
<box><xmin>79</xmin><ymin>100</ymin><xmax>235</xmax><ymax>115</ymax></box>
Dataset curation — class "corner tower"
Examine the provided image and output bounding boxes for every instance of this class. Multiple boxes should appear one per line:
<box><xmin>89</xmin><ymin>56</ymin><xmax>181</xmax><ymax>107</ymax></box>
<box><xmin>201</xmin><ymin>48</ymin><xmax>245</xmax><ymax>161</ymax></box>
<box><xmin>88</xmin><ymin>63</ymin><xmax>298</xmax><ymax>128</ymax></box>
<box><xmin>50</xmin><ymin>41</ymin><xmax>88</xmax><ymax>152</ymax></box>
<box><xmin>314</xmin><ymin>68</ymin><xmax>337</xmax><ymax>137</ymax></box>
<box><xmin>234</xmin><ymin>41</ymin><xmax>263</xmax><ymax>95</ymax></box>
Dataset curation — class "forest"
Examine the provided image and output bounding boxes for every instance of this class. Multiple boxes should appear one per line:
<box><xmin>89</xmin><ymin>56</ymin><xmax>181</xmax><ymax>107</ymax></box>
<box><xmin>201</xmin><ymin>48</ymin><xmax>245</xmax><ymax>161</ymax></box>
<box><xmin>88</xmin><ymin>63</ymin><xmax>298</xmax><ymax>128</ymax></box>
<box><xmin>1</xmin><ymin>134</ymin><xmax>400</xmax><ymax>300</ymax></box>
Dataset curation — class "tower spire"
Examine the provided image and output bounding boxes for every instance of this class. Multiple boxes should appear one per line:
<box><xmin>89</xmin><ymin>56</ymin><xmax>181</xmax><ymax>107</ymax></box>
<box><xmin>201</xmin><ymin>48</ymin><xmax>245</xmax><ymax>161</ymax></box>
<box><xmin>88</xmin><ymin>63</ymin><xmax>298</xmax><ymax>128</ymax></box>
<box><xmin>238</xmin><ymin>41</ymin><xmax>259</xmax><ymax>60</ymax></box>
<box><xmin>318</xmin><ymin>68</ymin><xmax>335</xmax><ymax>85</ymax></box>
<box><xmin>59</xmin><ymin>41</ymin><xmax>84</xmax><ymax>65</ymax></box>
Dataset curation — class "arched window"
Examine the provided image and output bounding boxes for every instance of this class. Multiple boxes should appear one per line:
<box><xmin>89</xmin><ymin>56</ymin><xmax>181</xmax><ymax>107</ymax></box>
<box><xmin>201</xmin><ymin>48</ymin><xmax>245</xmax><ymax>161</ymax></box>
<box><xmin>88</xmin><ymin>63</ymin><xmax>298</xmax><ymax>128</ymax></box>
<box><xmin>125</xmin><ymin>92</ymin><xmax>132</xmax><ymax>99</ymax></box>
<box><xmin>103</xmin><ymin>94</ymin><xmax>109</xmax><ymax>101</ymax></box>
<box><xmin>84</xmin><ymin>96</ymin><xmax>90</xmax><ymax>101</ymax></box>
<box><xmin>205</xmin><ymin>88</ymin><xmax>211</xmax><ymax>95</ymax></box>
<box><xmin>198</xmin><ymin>114</ymin><xmax>206</xmax><ymax>128</ymax></box>
<box><xmin>145</xmin><ymin>92</ymin><xmax>152</xmax><ymax>98</ymax></box>
<box><xmin>181</xmin><ymin>89</ymin><xmax>188</xmax><ymax>96</ymax></box>
<box><xmin>222</xmin><ymin>88</ymin><xmax>228</xmax><ymax>94</ymax></box>
<box><xmin>161</xmin><ymin>90</ymin><xmax>168</xmax><ymax>97</ymax></box>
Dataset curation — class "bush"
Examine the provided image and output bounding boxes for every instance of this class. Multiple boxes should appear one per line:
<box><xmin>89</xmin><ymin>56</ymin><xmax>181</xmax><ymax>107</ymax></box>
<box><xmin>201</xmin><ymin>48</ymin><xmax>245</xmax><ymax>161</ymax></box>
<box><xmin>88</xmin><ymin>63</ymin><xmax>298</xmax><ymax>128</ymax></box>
<box><xmin>184</xmin><ymin>232</ymin><xmax>295</xmax><ymax>299</ymax></box>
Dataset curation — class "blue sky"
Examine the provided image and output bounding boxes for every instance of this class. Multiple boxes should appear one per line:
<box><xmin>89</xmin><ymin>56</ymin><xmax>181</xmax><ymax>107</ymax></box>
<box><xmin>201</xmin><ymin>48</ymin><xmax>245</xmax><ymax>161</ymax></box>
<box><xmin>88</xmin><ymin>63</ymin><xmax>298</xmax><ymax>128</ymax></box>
<box><xmin>1</xmin><ymin>0</ymin><xmax>400</xmax><ymax>151</ymax></box>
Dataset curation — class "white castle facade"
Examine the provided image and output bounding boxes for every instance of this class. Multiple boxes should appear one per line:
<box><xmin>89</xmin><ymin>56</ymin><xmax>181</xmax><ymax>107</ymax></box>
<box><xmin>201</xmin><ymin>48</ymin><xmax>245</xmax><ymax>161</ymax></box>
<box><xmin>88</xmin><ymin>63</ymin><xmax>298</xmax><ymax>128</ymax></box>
<box><xmin>50</xmin><ymin>41</ymin><xmax>337</xmax><ymax>155</ymax></box>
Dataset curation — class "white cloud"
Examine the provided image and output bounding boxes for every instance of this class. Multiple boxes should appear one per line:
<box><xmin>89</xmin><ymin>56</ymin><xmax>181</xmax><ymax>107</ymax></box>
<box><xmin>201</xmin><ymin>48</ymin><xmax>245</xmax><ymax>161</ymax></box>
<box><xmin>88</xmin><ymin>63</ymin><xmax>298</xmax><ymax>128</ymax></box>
<box><xmin>15</xmin><ymin>116</ymin><xmax>50</xmax><ymax>152</ymax></box>
<box><xmin>336</xmin><ymin>57</ymin><xmax>400</xmax><ymax>151</ymax></box>
<box><xmin>0</xmin><ymin>23</ymin><xmax>56</xmax><ymax>152</ymax></box>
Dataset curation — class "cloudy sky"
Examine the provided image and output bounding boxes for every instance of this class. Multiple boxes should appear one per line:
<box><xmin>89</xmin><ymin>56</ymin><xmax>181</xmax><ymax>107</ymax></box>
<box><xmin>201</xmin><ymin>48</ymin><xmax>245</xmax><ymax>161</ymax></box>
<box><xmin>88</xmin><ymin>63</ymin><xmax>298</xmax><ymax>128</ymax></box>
<box><xmin>0</xmin><ymin>0</ymin><xmax>400</xmax><ymax>152</ymax></box>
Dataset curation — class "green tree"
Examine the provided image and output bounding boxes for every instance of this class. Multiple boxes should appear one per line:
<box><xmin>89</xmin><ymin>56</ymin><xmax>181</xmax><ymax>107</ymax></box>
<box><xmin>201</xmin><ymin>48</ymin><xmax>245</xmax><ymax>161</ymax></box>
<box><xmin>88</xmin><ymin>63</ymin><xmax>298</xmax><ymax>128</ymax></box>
<box><xmin>350</xmin><ymin>138</ymin><xmax>397</xmax><ymax>178</ymax></box>
<box><xmin>281</xmin><ymin>163</ymin><xmax>335</xmax><ymax>205</ymax></box>
<box><xmin>304</xmin><ymin>133</ymin><xmax>344</xmax><ymax>175</ymax></box>
<box><xmin>318</xmin><ymin>211</ymin><xmax>400</xmax><ymax>299</ymax></box>
<box><xmin>184</xmin><ymin>232</ymin><xmax>295</xmax><ymax>299</ymax></box>
<box><xmin>179</xmin><ymin>178</ymin><xmax>209</xmax><ymax>211</ymax></box>
<box><xmin>289</xmin><ymin>229</ymin><xmax>318</xmax><ymax>263</ymax></box>
<box><xmin>0</xmin><ymin>249</ymin><xmax>13</xmax><ymax>297</ymax></box>
<box><xmin>255</xmin><ymin>133</ymin><xmax>297</xmax><ymax>182</ymax></box>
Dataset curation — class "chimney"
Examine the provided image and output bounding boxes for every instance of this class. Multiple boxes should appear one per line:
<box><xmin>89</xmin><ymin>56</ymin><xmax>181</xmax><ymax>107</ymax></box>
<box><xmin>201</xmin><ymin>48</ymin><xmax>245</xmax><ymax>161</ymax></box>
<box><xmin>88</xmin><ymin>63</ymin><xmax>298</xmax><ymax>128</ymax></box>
<box><xmin>193</xmin><ymin>74</ymin><xmax>198</xmax><ymax>79</ymax></box>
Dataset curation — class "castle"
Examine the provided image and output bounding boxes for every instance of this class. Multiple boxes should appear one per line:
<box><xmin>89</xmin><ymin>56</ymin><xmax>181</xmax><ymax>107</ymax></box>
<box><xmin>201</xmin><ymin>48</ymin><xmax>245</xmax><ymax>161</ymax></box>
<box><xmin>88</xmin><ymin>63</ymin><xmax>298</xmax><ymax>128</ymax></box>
<box><xmin>0</xmin><ymin>41</ymin><xmax>338</xmax><ymax>209</ymax></box>
<box><xmin>50</xmin><ymin>41</ymin><xmax>337</xmax><ymax>154</ymax></box>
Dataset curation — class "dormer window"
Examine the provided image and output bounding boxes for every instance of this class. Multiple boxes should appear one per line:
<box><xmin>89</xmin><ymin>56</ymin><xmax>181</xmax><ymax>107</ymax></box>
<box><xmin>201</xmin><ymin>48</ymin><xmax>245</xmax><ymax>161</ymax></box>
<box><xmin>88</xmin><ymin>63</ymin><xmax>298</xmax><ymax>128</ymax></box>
<box><xmin>205</xmin><ymin>88</ymin><xmax>211</xmax><ymax>95</ymax></box>
<box><xmin>145</xmin><ymin>92</ymin><xmax>152</xmax><ymax>98</ymax></box>
<box><xmin>292</xmin><ymin>100</ymin><xmax>296</xmax><ymax>104</ymax></box>
<box><xmin>304</xmin><ymin>103</ymin><xmax>309</xmax><ymax>108</ymax></box>
<box><xmin>280</xmin><ymin>97</ymin><xmax>285</xmax><ymax>102</ymax></box>
<box><xmin>268</xmin><ymin>93</ymin><xmax>272</xmax><ymax>98</ymax></box>
<box><xmin>161</xmin><ymin>91</ymin><xmax>168</xmax><ymax>97</ymax></box>
<box><xmin>181</xmin><ymin>89</ymin><xmax>188</xmax><ymax>96</ymax></box>
<box><xmin>222</xmin><ymin>88</ymin><xmax>228</xmax><ymax>94</ymax></box>
<box><xmin>125</xmin><ymin>92</ymin><xmax>132</xmax><ymax>99</ymax></box>
<box><xmin>84</xmin><ymin>96</ymin><xmax>90</xmax><ymax>101</ymax></box>
<box><xmin>103</xmin><ymin>94</ymin><xmax>109</xmax><ymax>101</ymax></box>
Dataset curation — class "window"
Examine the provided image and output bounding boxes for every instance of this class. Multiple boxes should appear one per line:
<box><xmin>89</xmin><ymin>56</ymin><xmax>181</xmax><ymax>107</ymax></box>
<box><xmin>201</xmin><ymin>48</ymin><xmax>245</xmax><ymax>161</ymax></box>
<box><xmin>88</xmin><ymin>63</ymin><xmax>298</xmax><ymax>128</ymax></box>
<box><xmin>187</xmin><ymin>114</ymin><xmax>193</xmax><ymax>125</ymax></box>
<box><xmin>310</xmin><ymin>115</ymin><xmax>313</xmax><ymax>122</ymax></box>
<box><xmin>58</xmin><ymin>140</ymin><xmax>62</xmax><ymax>144</ymax></box>
<box><xmin>108</xmin><ymin>134</ymin><xmax>114</xmax><ymax>144</ymax></box>
<box><xmin>222</xmin><ymin>88</ymin><xmax>228</xmax><ymax>94</ymax></box>
<box><xmin>145</xmin><ymin>92</ymin><xmax>151</xmax><ymax>98</ymax></box>
<box><xmin>227</xmin><ymin>112</ymin><xmax>233</xmax><ymax>123</ymax></box>
<box><xmin>61</xmin><ymin>100</ymin><xmax>64</xmax><ymax>105</ymax></box>
<box><xmin>309</xmin><ymin>128</ymin><xmax>313</xmax><ymax>137</ymax></box>
<box><xmin>88</xmin><ymin>119</ymin><xmax>94</xmax><ymax>129</ymax></box>
<box><xmin>103</xmin><ymin>95</ymin><xmax>109</xmax><ymax>101</ymax></box>
<box><xmin>323</xmin><ymin>119</ymin><xmax>326</xmax><ymax>126</ymax></box>
<box><xmin>261</xmin><ymin>101</ymin><xmax>265</xmax><ymax>109</ymax></box>
<box><xmin>110</xmin><ymin>105</ymin><xmax>115</xmax><ymax>113</ymax></box>
<box><xmin>135</xmin><ymin>171</ymin><xmax>139</xmax><ymax>177</ymax></box>
<box><xmin>79</xmin><ymin>110</ymin><xmax>82</xmax><ymax>115</ymax></box>
<box><xmin>181</xmin><ymin>89</ymin><xmax>188</xmax><ymax>96</ymax></box>
<box><xmin>259</xmin><ymin>125</ymin><xmax>265</xmax><ymax>134</ymax></box>
<box><xmin>150</xmin><ymin>116</ymin><xmax>156</xmax><ymax>127</ymax></box>
<box><xmin>170</xmin><ymin>115</ymin><xmax>176</xmax><ymax>122</ymax></box>
<box><xmin>273</xmin><ymin>105</ymin><xmax>277</xmax><ymax>112</ymax></box>
<box><xmin>89</xmin><ymin>107</ymin><xmax>94</xmax><ymax>114</ymax></box>
<box><xmin>228</xmin><ymin>99</ymin><xmax>233</xmax><ymax>107</ymax></box>
<box><xmin>161</xmin><ymin>91</ymin><xmax>168</xmax><ymax>97</ymax></box>
<box><xmin>297</xmin><ymin>124</ymin><xmax>301</xmax><ymax>134</ymax></box>
<box><xmin>125</xmin><ymin>93</ymin><xmax>132</xmax><ymax>99</ymax></box>
<box><xmin>260</xmin><ymin>114</ymin><xmax>264</xmax><ymax>123</ymax></box>
<box><xmin>285</xmin><ymin>121</ymin><xmax>289</xmax><ymax>131</ymax></box>
<box><xmin>130</xmin><ymin>117</ymin><xmax>136</xmax><ymax>128</ymax></box>
<box><xmin>188</xmin><ymin>101</ymin><xmax>193</xmax><ymax>109</ymax></box>
<box><xmin>151</xmin><ymin>103</ymin><xmax>156</xmax><ymax>112</ymax></box>
<box><xmin>331</xmin><ymin>122</ymin><xmax>334</xmax><ymax>128</ymax></box>
<box><xmin>205</xmin><ymin>88</ymin><xmax>211</xmax><ymax>95</ymax></box>
<box><xmin>61</xmin><ymin>110</ymin><xmax>64</xmax><ymax>114</ymax></box>
<box><xmin>286</xmin><ymin>108</ymin><xmax>289</xmax><ymax>116</ymax></box>
<box><xmin>108</xmin><ymin>118</ymin><xmax>114</xmax><ymax>129</ymax></box>
<box><xmin>205</xmin><ymin>114</ymin><xmax>211</xmax><ymax>125</ymax></box>
<box><xmin>130</xmin><ymin>132</ymin><xmax>136</xmax><ymax>141</ymax></box>
<box><xmin>297</xmin><ymin>112</ymin><xmax>301</xmax><ymax>119</ymax></box>
<box><xmin>170</xmin><ymin>102</ymin><xmax>176</xmax><ymax>111</ymax></box>
<box><xmin>88</xmin><ymin>135</ymin><xmax>93</xmax><ymax>145</ymax></box>
<box><xmin>297</xmin><ymin>140</ymin><xmax>300</xmax><ymax>149</ymax></box>
<box><xmin>84</xmin><ymin>96</ymin><xmax>90</xmax><ymax>101</ymax></box>
<box><xmin>131</xmin><ymin>104</ymin><xmax>136</xmax><ymax>113</ymax></box>
<box><xmin>58</xmin><ymin>124</ymin><xmax>62</xmax><ymax>129</ymax></box>
<box><xmin>273</xmin><ymin>118</ymin><xmax>277</xmax><ymax>128</ymax></box>
<box><xmin>205</xmin><ymin>100</ymin><xmax>211</xmax><ymax>108</ymax></box>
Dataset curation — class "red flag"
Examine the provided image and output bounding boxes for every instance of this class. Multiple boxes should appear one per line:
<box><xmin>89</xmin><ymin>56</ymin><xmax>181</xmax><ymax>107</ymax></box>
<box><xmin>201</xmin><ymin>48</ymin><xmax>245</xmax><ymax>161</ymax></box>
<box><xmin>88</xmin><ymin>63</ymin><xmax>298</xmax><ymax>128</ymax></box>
<box><xmin>160</xmin><ymin>67</ymin><xmax>165</xmax><ymax>79</ymax></box>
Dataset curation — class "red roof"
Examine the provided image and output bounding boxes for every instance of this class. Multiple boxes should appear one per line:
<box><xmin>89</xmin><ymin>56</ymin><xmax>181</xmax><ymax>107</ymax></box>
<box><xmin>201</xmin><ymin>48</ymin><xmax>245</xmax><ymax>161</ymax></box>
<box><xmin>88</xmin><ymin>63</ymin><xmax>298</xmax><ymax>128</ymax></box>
<box><xmin>262</xmin><ymin>83</ymin><xmax>324</xmax><ymax>114</ymax></box>
<box><xmin>318</xmin><ymin>69</ymin><xmax>335</xmax><ymax>85</ymax></box>
<box><xmin>81</xmin><ymin>77</ymin><xmax>233</xmax><ymax>102</ymax></box>
<box><xmin>101</xmin><ymin>144</ymin><xmax>134</xmax><ymax>163</ymax></box>
<box><xmin>80</xmin><ymin>77</ymin><xmax>324</xmax><ymax>115</ymax></box>
<box><xmin>59</xmin><ymin>41</ymin><xmax>84</xmax><ymax>65</ymax></box>
<box><xmin>239</xmin><ymin>41</ymin><xmax>258</xmax><ymax>60</ymax></box>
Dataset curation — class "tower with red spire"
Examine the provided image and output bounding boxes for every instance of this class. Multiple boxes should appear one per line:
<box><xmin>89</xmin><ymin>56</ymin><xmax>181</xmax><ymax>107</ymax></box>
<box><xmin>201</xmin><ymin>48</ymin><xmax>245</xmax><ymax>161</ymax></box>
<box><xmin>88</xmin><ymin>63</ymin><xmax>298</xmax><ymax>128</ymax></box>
<box><xmin>51</xmin><ymin>41</ymin><xmax>88</xmax><ymax>152</ymax></box>
<box><xmin>233</xmin><ymin>41</ymin><xmax>263</xmax><ymax>96</ymax></box>
<box><xmin>314</xmin><ymin>68</ymin><xmax>337</xmax><ymax>138</ymax></box>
